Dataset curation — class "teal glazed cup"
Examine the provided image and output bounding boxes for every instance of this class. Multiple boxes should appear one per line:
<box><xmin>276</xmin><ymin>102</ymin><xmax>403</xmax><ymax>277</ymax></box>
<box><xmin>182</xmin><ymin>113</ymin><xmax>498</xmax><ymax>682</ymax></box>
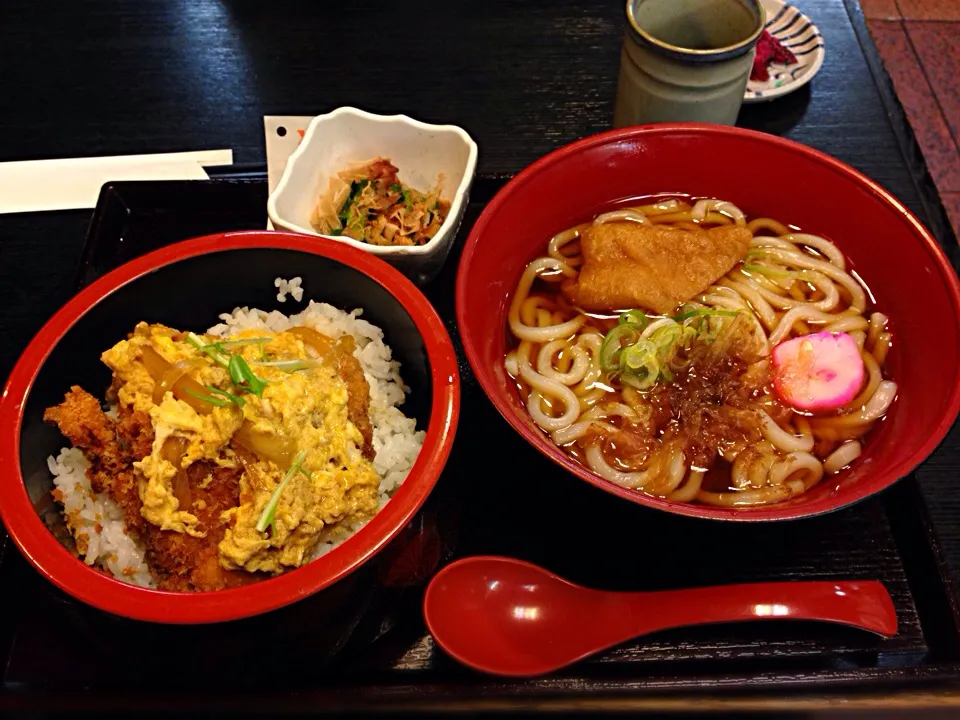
<box><xmin>613</xmin><ymin>0</ymin><xmax>766</xmax><ymax>127</ymax></box>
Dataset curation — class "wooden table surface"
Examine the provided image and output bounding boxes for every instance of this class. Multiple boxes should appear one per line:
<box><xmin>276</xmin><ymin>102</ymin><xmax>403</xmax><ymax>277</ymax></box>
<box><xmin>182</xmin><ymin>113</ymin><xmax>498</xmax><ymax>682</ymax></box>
<box><xmin>3</xmin><ymin>0</ymin><xmax>951</xmax><ymax>379</ymax></box>
<box><xmin>1</xmin><ymin>0</ymin><xmax>959</xmax><ymax>713</ymax></box>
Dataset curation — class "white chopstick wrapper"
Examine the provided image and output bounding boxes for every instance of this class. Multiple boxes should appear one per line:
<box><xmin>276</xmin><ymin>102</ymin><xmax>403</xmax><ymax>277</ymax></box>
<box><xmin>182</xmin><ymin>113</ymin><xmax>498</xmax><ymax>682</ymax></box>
<box><xmin>264</xmin><ymin>116</ymin><xmax>314</xmax><ymax>230</ymax></box>
<box><xmin>0</xmin><ymin>149</ymin><xmax>233</xmax><ymax>214</ymax></box>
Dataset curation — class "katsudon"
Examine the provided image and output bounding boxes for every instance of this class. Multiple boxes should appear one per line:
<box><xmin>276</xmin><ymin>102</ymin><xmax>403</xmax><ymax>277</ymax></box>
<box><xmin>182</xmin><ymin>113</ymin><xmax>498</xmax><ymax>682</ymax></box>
<box><xmin>44</xmin><ymin>299</ymin><xmax>425</xmax><ymax>591</ymax></box>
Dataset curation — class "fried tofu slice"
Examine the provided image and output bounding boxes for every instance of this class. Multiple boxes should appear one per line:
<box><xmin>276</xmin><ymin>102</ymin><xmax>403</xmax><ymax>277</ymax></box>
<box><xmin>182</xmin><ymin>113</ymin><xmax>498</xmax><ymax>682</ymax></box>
<box><xmin>562</xmin><ymin>222</ymin><xmax>753</xmax><ymax>314</ymax></box>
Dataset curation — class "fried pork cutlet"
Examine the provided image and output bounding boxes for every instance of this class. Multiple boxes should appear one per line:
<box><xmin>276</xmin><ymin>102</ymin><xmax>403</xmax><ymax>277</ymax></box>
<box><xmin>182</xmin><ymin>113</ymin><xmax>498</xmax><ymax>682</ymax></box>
<box><xmin>332</xmin><ymin>340</ymin><xmax>375</xmax><ymax>460</ymax></box>
<box><xmin>143</xmin><ymin>461</ymin><xmax>260</xmax><ymax>592</ymax></box>
<box><xmin>44</xmin><ymin>387</ymin><xmax>147</xmax><ymax>535</ymax></box>
<box><xmin>44</xmin><ymin>387</ymin><xmax>263</xmax><ymax>591</ymax></box>
<box><xmin>562</xmin><ymin>222</ymin><xmax>753</xmax><ymax>314</ymax></box>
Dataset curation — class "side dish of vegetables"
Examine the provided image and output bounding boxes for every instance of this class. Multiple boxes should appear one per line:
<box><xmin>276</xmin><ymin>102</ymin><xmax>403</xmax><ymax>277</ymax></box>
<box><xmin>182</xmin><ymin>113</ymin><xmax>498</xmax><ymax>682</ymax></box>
<box><xmin>310</xmin><ymin>157</ymin><xmax>451</xmax><ymax>247</ymax></box>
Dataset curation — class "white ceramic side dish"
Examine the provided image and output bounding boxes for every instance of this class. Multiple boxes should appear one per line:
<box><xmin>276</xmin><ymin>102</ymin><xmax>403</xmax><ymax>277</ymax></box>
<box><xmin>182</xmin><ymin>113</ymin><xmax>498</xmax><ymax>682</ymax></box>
<box><xmin>267</xmin><ymin>107</ymin><xmax>478</xmax><ymax>284</ymax></box>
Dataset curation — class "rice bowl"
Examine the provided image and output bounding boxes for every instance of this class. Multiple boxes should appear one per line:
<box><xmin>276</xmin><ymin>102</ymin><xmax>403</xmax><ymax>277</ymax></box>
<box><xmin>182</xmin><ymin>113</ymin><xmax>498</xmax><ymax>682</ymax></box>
<box><xmin>0</xmin><ymin>231</ymin><xmax>460</xmax><ymax>622</ymax></box>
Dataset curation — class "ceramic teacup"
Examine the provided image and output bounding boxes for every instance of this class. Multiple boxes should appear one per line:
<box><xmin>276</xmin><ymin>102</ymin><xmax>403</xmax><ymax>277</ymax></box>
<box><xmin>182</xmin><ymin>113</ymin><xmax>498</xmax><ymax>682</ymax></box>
<box><xmin>613</xmin><ymin>0</ymin><xmax>766</xmax><ymax>127</ymax></box>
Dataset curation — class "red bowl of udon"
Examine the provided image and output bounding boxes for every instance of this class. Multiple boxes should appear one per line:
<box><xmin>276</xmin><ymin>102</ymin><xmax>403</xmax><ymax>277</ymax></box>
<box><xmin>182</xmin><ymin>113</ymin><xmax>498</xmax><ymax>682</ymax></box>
<box><xmin>456</xmin><ymin>124</ymin><xmax>960</xmax><ymax>521</ymax></box>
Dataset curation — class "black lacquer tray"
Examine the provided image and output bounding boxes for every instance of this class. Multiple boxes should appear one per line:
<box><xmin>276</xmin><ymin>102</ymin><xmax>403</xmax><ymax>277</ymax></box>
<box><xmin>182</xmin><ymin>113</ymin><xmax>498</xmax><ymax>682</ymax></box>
<box><xmin>2</xmin><ymin>172</ymin><xmax>960</xmax><ymax>714</ymax></box>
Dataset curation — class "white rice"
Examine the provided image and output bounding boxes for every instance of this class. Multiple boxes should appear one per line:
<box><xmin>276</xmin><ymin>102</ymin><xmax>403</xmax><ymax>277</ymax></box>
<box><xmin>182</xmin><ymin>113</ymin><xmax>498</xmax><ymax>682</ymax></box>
<box><xmin>47</xmin><ymin>448</ymin><xmax>155</xmax><ymax>588</ymax></box>
<box><xmin>274</xmin><ymin>276</ymin><xmax>304</xmax><ymax>303</ymax></box>
<box><xmin>47</xmin><ymin>286</ymin><xmax>425</xmax><ymax>584</ymax></box>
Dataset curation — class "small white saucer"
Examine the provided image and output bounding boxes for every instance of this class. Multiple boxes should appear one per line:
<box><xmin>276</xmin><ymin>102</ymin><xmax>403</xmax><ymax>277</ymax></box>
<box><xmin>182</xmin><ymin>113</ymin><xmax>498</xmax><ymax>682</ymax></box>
<box><xmin>745</xmin><ymin>0</ymin><xmax>826</xmax><ymax>103</ymax></box>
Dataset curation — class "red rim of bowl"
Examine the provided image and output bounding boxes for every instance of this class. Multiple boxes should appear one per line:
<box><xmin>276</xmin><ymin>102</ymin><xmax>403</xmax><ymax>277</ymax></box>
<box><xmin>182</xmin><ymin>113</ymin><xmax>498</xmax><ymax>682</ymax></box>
<box><xmin>455</xmin><ymin>122</ymin><xmax>960</xmax><ymax>522</ymax></box>
<box><xmin>0</xmin><ymin>230</ymin><xmax>460</xmax><ymax>623</ymax></box>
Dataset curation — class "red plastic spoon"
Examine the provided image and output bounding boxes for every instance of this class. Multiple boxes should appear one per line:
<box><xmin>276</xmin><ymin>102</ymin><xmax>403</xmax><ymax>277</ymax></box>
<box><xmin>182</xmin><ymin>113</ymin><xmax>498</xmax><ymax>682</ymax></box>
<box><xmin>423</xmin><ymin>555</ymin><xmax>898</xmax><ymax>677</ymax></box>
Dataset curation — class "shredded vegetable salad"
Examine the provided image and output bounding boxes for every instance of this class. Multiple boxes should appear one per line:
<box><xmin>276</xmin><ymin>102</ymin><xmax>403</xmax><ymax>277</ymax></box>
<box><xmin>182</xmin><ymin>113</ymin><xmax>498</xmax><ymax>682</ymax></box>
<box><xmin>310</xmin><ymin>157</ymin><xmax>450</xmax><ymax>247</ymax></box>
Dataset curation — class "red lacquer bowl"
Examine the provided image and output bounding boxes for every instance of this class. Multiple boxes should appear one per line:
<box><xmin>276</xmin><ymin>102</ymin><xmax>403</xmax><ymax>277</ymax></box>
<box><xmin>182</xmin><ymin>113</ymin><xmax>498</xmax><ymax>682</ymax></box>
<box><xmin>456</xmin><ymin>124</ymin><xmax>960</xmax><ymax>521</ymax></box>
<box><xmin>0</xmin><ymin>231</ymin><xmax>460</xmax><ymax>623</ymax></box>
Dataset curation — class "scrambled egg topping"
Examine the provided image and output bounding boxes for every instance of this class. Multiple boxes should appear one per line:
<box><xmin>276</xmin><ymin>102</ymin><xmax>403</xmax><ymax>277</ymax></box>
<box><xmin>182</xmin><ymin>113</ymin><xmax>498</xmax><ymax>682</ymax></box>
<box><xmin>100</xmin><ymin>322</ymin><xmax>381</xmax><ymax>574</ymax></box>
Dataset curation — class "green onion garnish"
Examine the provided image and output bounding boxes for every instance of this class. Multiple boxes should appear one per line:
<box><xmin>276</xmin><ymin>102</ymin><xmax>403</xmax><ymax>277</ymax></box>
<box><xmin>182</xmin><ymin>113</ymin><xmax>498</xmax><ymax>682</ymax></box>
<box><xmin>599</xmin><ymin>323</ymin><xmax>642</xmax><ymax>372</ymax></box>
<box><xmin>182</xmin><ymin>385</ymin><xmax>248</xmax><ymax>409</ymax></box>
<box><xmin>618</xmin><ymin>310</ymin><xmax>648</xmax><ymax>328</ymax></box>
<box><xmin>600</xmin><ymin>307</ymin><xmax>745</xmax><ymax>390</ymax></box>
<box><xmin>742</xmin><ymin>263</ymin><xmax>793</xmax><ymax>279</ymax></box>
<box><xmin>186</xmin><ymin>332</ymin><xmax>230</xmax><ymax>368</ymax></box>
<box><xmin>256</xmin><ymin>449</ymin><xmax>309</xmax><ymax>534</ymax></box>
<box><xmin>186</xmin><ymin>332</ymin><xmax>268</xmax><ymax>397</ymax></box>
<box><xmin>183</xmin><ymin>387</ymin><xmax>232</xmax><ymax>408</ymax></box>
<box><xmin>671</xmin><ymin>308</ymin><xmax>740</xmax><ymax>322</ymax></box>
<box><xmin>228</xmin><ymin>354</ymin><xmax>267</xmax><ymax>397</ymax></box>
<box><xmin>228</xmin><ymin>354</ymin><xmax>244</xmax><ymax>385</ymax></box>
<box><xmin>201</xmin><ymin>337</ymin><xmax>273</xmax><ymax>351</ymax></box>
<box><xmin>206</xmin><ymin>385</ymin><xmax>246</xmax><ymax>407</ymax></box>
<box><xmin>254</xmin><ymin>359</ymin><xmax>323</xmax><ymax>372</ymax></box>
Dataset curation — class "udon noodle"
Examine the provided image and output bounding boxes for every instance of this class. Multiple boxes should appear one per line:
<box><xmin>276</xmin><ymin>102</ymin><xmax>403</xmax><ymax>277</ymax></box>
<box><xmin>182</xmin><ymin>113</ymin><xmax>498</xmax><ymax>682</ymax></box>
<box><xmin>505</xmin><ymin>197</ymin><xmax>897</xmax><ymax>508</ymax></box>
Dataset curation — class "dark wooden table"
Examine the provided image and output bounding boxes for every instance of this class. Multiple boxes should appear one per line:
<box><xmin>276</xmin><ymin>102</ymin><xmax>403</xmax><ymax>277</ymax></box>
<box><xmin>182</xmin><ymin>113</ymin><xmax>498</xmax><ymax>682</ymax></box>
<box><xmin>1</xmin><ymin>0</ymin><xmax>959</xmax><ymax>714</ymax></box>
<box><xmin>1</xmin><ymin>0</ymin><xmax>953</xmax><ymax>374</ymax></box>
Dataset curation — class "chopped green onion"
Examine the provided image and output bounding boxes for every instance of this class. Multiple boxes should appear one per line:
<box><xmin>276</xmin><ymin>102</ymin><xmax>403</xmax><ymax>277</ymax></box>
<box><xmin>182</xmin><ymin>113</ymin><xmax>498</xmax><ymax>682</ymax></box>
<box><xmin>743</xmin><ymin>263</ymin><xmax>795</xmax><ymax>279</ymax></box>
<box><xmin>672</xmin><ymin>308</ymin><xmax>741</xmax><ymax>323</ymax></box>
<box><xmin>183</xmin><ymin>387</ymin><xmax>231</xmax><ymax>408</ymax></box>
<box><xmin>254</xmin><ymin>358</ymin><xmax>324</xmax><ymax>372</ymax></box>
<box><xmin>339</xmin><ymin>180</ymin><xmax>369</xmax><ymax>225</ymax></box>
<box><xmin>599</xmin><ymin>323</ymin><xmax>642</xmax><ymax>372</ymax></box>
<box><xmin>622</xmin><ymin>340</ymin><xmax>658</xmax><ymax>373</ymax></box>
<box><xmin>622</xmin><ymin>341</ymin><xmax>647</xmax><ymax>369</ymax></box>
<box><xmin>228</xmin><ymin>354</ymin><xmax>245</xmax><ymax>385</ymax></box>
<box><xmin>682</xmin><ymin>310</ymin><xmax>738</xmax><ymax>346</ymax></box>
<box><xmin>201</xmin><ymin>337</ymin><xmax>273</xmax><ymax>351</ymax></box>
<box><xmin>182</xmin><ymin>385</ymin><xmax>247</xmax><ymax>409</ymax></box>
<box><xmin>601</xmin><ymin>304</ymin><xmax>748</xmax><ymax>391</ymax></box>
<box><xmin>256</xmin><ymin>449</ymin><xmax>309</xmax><ymax>534</ymax></box>
<box><xmin>705</xmin><ymin>311</ymin><xmax>748</xmax><ymax>359</ymax></box>
<box><xmin>652</xmin><ymin>324</ymin><xmax>681</xmax><ymax>349</ymax></box>
<box><xmin>228</xmin><ymin>355</ymin><xmax>267</xmax><ymax>397</ymax></box>
<box><xmin>206</xmin><ymin>385</ymin><xmax>245</xmax><ymax>407</ymax></box>
<box><xmin>186</xmin><ymin>332</ymin><xmax>230</xmax><ymax>368</ymax></box>
<box><xmin>187</xmin><ymin>332</ymin><xmax>268</xmax><ymax>397</ymax></box>
<box><xmin>618</xmin><ymin>310</ymin><xmax>648</xmax><ymax>328</ymax></box>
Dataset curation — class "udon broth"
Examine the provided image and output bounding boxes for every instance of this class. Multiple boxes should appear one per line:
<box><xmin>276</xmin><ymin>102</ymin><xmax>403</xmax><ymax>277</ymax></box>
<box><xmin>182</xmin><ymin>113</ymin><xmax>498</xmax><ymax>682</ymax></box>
<box><xmin>504</xmin><ymin>196</ymin><xmax>897</xmax><ymax>508</ymax></box>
